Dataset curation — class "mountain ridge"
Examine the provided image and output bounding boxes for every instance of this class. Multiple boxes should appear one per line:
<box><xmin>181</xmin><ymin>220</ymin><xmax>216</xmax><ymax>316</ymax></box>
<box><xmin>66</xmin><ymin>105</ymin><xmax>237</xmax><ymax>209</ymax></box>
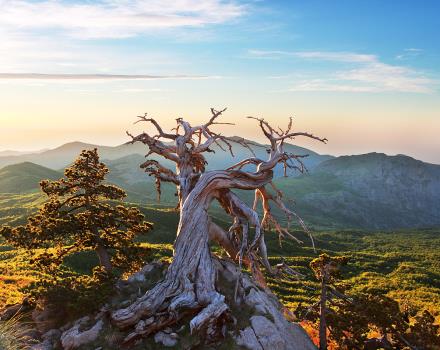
<box><xmin>0</xmin><ymin>144</ymin><xmax>439</xmax><ymax>230</ymax></box>
<box><xmin>0</xmin><ymin>137</ymin><xmax>333</xmax><ymax>172</ymax></box>
<box><xmin>0</xmin><ymin>162</ymin><xmax>62</xmax><ymax>194</ymax></box>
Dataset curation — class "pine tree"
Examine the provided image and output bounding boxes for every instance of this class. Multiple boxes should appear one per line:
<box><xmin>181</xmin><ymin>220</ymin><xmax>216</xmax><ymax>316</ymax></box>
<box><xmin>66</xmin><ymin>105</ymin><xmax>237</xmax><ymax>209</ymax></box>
<box><xmin>309</xmin><ymin>254</ymin><xmax>349</xmax><ymax>350</ymax></box>
<box><xmin>1</xmin><ymin>148</ymin><xmax>152</xmax><ymax>274</ymax></box>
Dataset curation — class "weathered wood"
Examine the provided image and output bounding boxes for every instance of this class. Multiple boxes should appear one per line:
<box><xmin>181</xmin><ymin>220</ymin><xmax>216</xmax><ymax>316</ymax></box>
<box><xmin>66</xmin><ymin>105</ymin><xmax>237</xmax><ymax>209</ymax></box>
<box><xmin>114</xmin><ymin>110</ymin><xmax>326</xmax><ymax>344</ymax></box>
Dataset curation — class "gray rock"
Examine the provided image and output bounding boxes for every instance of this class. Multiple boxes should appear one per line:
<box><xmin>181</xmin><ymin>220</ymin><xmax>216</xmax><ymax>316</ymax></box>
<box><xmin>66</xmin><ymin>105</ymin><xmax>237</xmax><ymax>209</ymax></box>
<box><xmin>154</xmin><ymin>331</ymin><xmax>178</xmax><ymax>347</ymax></box>
<box><xmin>250</xmin><ymin>316</ymin><xmax>285</xmax><ymax>349</ymax></box>
<box><xmin>235</xmin><ymin>326</ymin><xmax>263</xmax><ymax>350</ymax></box>
<box><xmin>30</xmin><ymin>343</ymin><xmax>53</xmax><ymax>350</ymax></box>
<box><xmin>42</xmin><ymin>328</ymin><xmax>62</xmax><ymax>341</ymax></box>
<box><xmin>61</xmin><ymin>319</ymin><xmax>103</xmax><ymax>350</ymax></box>
<box><xmin>30</xmin><ymin>329</ymin><xmax>61</xmax><ymax>350</ymax></box>
<box><xmin>219</xmin><ymin>259</ymin><xmax>316</xmax><ymax>350</ymax></box>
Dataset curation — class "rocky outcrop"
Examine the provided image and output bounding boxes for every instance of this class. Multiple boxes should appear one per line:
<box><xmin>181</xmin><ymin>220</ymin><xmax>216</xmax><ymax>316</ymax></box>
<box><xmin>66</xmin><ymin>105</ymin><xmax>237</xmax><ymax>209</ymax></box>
<box><xmin>26</xmin><ymin>259</ymin><xmax>315</xmax><ymax>350</ymax></box>
<box><xmin>60</xmin><ymin>317</ymin><xmax>104</xmax><ymax>350</ymax></box>
<box><xmin>216</xmin><ymin>259</ymin><xmax>316</xmax><ymax>350</ymax></box>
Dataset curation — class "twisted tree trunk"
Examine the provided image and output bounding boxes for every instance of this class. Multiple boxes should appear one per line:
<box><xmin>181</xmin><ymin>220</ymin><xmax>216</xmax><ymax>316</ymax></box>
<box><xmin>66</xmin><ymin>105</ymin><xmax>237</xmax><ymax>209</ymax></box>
<box><xmin>110</xmin><ymin>109</ymin><xmax>326</xmax><ymax>348</ymax></box>
<box><xmin>112</xmin><ymin>170</ymin><xmax>272</xmax><ymax>338</ymax></box>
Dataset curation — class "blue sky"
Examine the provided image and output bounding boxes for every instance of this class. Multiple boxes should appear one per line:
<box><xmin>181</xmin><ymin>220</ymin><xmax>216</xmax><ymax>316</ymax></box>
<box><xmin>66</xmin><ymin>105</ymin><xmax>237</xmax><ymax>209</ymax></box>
<box><xmin>0</xmin><ymin>0</ymin><xmax>439</xmax><ymax>162</ymax></box>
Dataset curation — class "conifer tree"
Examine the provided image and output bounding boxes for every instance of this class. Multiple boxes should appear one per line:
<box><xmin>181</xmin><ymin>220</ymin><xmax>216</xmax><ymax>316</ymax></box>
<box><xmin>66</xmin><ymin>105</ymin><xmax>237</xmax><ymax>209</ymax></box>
<box><xmin>1</xmin><ymin>148</ymin><xmax>152</xmax><ymax>274</ymax></box>
<box><xmin>309</xmin><ymin>254</ymin><xmax>349</xmax><ymax>350</ymax></box>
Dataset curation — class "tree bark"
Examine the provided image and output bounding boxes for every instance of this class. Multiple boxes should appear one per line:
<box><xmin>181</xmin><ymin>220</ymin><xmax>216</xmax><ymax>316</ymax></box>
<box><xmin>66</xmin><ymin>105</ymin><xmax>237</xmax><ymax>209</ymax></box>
<box><xmin>111</xmin><ymin>170</ymin><xmax>273</xmax><ymax>341</ymax></box>
<box><xmin>115</xmin><ymin>111</ymin><xmax>327</xmax><ymax>345</ymax></box>
<box><xmin>96</xmin><ymin>244</ymin><xmax>112</xmax><ymax>273</ymax></box>
<box><xmin>319</xmin><ymin>277</ymin><xmax>327</xmax><ymax>350</ymax></box>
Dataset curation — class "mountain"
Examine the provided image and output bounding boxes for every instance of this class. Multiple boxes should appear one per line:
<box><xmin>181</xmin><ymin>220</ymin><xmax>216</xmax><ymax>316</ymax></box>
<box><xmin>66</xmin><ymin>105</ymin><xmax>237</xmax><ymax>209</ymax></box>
<box><xmin>0</xmin><ymin>149</ymin><xmax>48</xmax><ymax>157</ymax></box>
<box><xmin>0</xmin><ymin>142</ymin><xmax>148</xmax><ymax>170</ymax></box>
<box><xmin>0</xmin><ymin>150</ymin><xmax>28</xmax><ymax>157</ymax></box>
<box><xmin>0</xmin><ymin>162</ymin><xmax>62</xmax><ymax>193</ymax></box>
<box><xmin>274</xmin><ymin>153</ymin><xmax>440</xmax><ymax>229</ymax></box>
<box><xmin>0</xmin><ymin>139</ymin><xmax>333</xmax><ymax>174</ymax></box>
<box><xmin>1</xmin><ymin>147</ymin><xmax>439</xmax><ymax>230</ymax></box>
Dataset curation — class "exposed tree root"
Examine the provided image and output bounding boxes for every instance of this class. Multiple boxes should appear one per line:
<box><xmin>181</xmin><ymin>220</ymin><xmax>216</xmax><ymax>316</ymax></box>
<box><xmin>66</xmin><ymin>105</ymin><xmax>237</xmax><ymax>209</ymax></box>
<box><xmin>113</xmin><ymin>109</ymin><xmax>326</xmax><ymax>347</ymax></box>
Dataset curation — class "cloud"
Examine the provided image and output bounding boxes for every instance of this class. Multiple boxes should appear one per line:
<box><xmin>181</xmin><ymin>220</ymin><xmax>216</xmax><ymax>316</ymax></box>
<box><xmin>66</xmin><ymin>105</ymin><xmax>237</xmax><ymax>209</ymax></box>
<box><xmin>249</xmin><ymin>50</ymin><xmax>435</xmax><ymax>93</ymax></box>
<box><xmin>337</xmin><ymin>62</ymin><xmax>433</xmax><ymax>93</ymax></box>
<box><xmin>0</xmin><ymin>0</ymin><xmax>247</xmax><ymax>39</ymax></box>
<box><xmin>248</xmin><ymin>49</ymin><xmax>376</xmax><ymax>63</ymax></box>
<box><xmin>0</xmin><ymin>73</ymin><xmax>208</xmax><ymax>80</ymax></box>
<box><xmin>0</xmin><ymin>1</ymin><xmax>246</xmax><ymax>79</ymax></box>
<box><xmin>288</xmin><ymin>79</ymin><xmax>380</xmax><ymax>93</ymax></box>
<box><xmin>405</xmin><ymin>48</ymin><xmax>423</xmax><ymax>52</ymax></box>
<box><xmin>396</xmin><ymin>48</ymin><xmax>423</xmax><ymax>60</ymax></box>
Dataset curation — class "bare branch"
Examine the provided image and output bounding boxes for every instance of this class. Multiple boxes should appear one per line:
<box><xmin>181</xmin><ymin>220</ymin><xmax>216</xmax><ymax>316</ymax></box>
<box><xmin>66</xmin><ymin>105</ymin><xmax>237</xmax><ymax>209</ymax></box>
<box><xmin>275</xmin><ymin>131</ymin><xmax>328</xmax><ymax>144</ymax></box>
<box><xmin>134</xmin><ymin>113</ymin><xmax>177</xmax><ymax>140</ymax></box>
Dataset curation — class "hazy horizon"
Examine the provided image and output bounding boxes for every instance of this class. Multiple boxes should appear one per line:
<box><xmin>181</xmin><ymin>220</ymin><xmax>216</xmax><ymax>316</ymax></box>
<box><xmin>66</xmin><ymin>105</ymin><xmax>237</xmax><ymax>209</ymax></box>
<box><xmin>1</xmin><ymin>132</ymin><xmax>439</xmax><ymax>166</ymax></box>
<box><xmin>1</xmin><ymin>1</ymin><xmax>439</xmax><ymax>163</ymax></box>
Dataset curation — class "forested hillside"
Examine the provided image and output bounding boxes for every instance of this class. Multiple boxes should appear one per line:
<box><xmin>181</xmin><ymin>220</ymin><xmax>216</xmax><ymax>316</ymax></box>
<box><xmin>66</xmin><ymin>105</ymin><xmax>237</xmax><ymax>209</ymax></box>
<box><xmin>1</xmin><ymin>146</ymin><xmax>439</xmax><ymax>230</ymax></box>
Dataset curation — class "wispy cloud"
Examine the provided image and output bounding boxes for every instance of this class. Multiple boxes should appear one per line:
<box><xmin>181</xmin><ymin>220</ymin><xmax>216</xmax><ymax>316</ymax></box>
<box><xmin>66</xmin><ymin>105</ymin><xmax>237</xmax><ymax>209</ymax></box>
<box><xmin>0</xmin><ymin>73</ymin><xmax>209</xmax><ymax>80</ymax></box>
<box><xmin>0</xmin><ymin>0</ymin><xmax>247</xmax><ymax>40</ymax></box>
<box><xmin>396</xmin><ymin>48</ymin><xmax>423</xmax><ymax>60</ymax></box>
<box><xmin>248</xmin><ymin>49</ymin><xmax>376</xmax><ymax>63</ymax></box>
<box><xmin>249</xmin><ymin>49</ymin><xmax>435</xmax><ymax>93</ymax></box>
<box><xmin>0</xmin><ymin>1</ymin><xmax>249</xmax><ymax>75</ymax></box>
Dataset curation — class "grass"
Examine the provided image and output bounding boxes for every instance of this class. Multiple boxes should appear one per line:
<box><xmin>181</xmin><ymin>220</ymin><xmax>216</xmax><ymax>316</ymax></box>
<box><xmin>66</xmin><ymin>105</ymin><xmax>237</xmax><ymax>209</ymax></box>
<box><xmin>0</xmin><ymin>314</ymin><xmax>34</xmax><ymax>350</ymax></box>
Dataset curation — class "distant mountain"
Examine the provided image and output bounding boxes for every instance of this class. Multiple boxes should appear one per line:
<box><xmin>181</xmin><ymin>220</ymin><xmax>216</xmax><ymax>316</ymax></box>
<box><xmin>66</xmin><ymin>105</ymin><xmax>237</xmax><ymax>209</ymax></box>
<box><xmin>0</xmin><ymin>138</ymin><xmax>333</xmax><ymax>175</ymax></box>
<box><xmin>0</xmin><ymin>162</ymin><xmax>62</xmax><ymax>193</ymax></box>
<box><xmin>0</xmin><ymin>156</ymin><xmax>175</xmax><ymax>203</ymax></box>
<box><xmin>0</xmin><ymin>141</ymin><xmax>148</xmax><ymax>170</ymax></box>
<box><xmin>0</xmin><ymin>149</ymin><xmax>48</xmax><ymax>157</ymax></box>
<box><xmin>1</xmin><ymin>146</ymin><xmax>439</xmax><ymax>230</ymax></box>
<box><xmin>274</xmin><ymin>153</ymin><xmax>440</xmax><ymax>229</ymax></box>
<box><xmin>0</xmin><ymin>150</ymin><xmax>27</xmax><ymax>157</ymax></box>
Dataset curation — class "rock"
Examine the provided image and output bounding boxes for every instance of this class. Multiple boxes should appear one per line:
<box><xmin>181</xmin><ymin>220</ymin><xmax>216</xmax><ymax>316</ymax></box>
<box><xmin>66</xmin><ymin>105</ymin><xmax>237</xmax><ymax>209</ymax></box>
<box><xmin>154</xmin><ymin>331</ymin><xmax>178</xmax><ymax>347</ymax></box>
<box><xmin>30</xmin><ymin>329</ymin><xmax>61</xmax><ymax>350</ymax></box>
<box><xmin>250</xmin><ymin>316</ymin><xmax>284</xmax><ymax>349</ymax></box>
<box><xmin>30</xmin><ymin>343</ymin><xmax>52</xmax><ymax>350</ymax></box>
<box><xmin>42</xmin><ymin>329</ymin><xmax>62</xmax><ymax>342</ymax></box>
<box><xmin>60</xmin><ymin>318</ymin><xmax>103</xmax><ymax>350</ymax></box>
<box><xmin>127</xmin><ymin>261</ymin><xmax>162</xmax><ymax>283</ymax></box>
<box><xmin>235</xmin><ymin>326</ymin><xmax>263</xmax><ymax>350</ymax></box>
<box><xmin>219</xmin><ymin>259</ymin><xmax>317</xmax><ymax>350</ymax></box>
<box><xmin>245</xmin><ymin>288</ymin><xmax>270</xmax><ymax>315</ymax></box>
<box><xmin>44</xmin><ymin>258</ymin><xmax>315</xmax><ymax>350</ymax></box>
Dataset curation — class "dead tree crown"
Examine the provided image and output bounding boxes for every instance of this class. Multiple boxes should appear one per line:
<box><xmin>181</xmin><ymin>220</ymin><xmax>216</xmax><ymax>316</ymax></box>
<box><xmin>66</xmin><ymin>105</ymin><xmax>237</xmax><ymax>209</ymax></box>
<box><xmin>113</xmin><ymin>108</ymin><xmax>327</xmax><ymax>344</ymax></box>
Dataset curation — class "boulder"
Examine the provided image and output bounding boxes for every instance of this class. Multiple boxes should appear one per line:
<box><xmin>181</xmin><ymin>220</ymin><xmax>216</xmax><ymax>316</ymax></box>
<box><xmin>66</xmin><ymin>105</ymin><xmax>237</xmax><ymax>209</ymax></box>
<box><xmin>60</xmin><ymin>317</ymin><xmax>103</xmax><ymax>350</ymax></box>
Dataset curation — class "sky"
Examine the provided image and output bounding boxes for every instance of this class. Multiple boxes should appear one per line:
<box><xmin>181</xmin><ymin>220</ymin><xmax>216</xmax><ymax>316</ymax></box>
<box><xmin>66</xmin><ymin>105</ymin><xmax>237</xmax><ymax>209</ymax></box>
<box><xmin>0</xmin><ymin>0</ymin><xmax>439</xmax><ymax>163</ymax></box>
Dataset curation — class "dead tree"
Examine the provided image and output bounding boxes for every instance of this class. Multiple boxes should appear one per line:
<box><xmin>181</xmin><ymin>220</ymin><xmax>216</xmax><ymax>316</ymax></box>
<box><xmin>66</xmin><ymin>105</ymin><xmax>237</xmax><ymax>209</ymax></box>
<box><xmin>111</xmin><ymin>108</ymin><xmax>327</xmax><ymax>345</ymax></box>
